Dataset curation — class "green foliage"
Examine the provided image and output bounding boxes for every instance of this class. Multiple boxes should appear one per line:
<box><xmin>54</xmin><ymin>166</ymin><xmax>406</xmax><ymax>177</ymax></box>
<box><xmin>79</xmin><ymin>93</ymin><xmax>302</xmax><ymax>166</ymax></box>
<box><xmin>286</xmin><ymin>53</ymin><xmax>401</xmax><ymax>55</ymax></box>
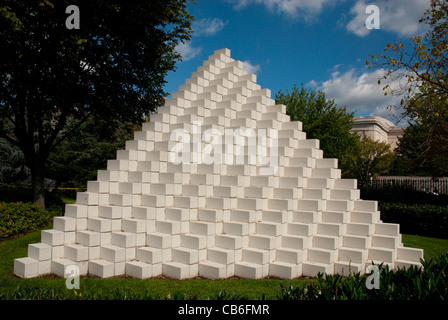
<box><xmin>0</xmin><ymin>202</ymin><xmax>54</xmax><ymax>240</ymax></box>
<box><xmin>280</xmin><ymin>252</ymin><xmax>448</xmax><ymax>300</ymax></box>
<box><xmin>275</xmin><ymin>84</ymin><xmax>359</xmax><ymax>172</ymax></box>
<box><xmin>0</xmin><ymin>138</ymin><xmax>30</xmax><ymax>184</ymax></box>
<box><xmin>46</xmin><ymin>116</ymin><xmax>137</xmax><ymax>188</ymax></box>
<box><xmin>395</xmin><ymin>121</ymin><xmax>448</xmax><ymax>177</ymax></box>
<box><xmin>379</xmin><ymin>202</ymin><xmax>448</xmax><ymax>239</ymax></box>
<box><xmin>342</xmin><ymin>136</ymin><xmax>395</xmax><ymax>184</ymax></box>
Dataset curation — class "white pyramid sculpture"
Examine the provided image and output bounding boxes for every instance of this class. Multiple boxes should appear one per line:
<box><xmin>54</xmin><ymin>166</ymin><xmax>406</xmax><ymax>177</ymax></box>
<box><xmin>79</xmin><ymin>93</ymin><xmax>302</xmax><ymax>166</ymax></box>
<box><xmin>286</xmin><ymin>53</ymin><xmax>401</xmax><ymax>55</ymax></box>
<box><xmin>14</xmin><ymin>48</ymin><xmax>423</xmax><ymax>280</ymax></box>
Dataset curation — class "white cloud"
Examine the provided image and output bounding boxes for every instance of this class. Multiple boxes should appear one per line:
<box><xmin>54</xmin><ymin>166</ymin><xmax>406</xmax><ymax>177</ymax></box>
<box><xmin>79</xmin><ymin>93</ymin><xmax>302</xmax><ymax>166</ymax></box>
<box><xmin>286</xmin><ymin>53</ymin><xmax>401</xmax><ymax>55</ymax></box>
<box><xmin>311</xmin><ymin>67</ymin><xmax>406</xmax><ymax>122</ymax></box>
<box><xmin>175</xmin><ymin>42</ymin><xmax>202</xmax><ymax>61</ymax></box>
<box><xmin>242</xmin><ymin>60</ymin><xmax>261</xmax><ymax>74</ymax></box>
<box><xmin>193</xmin><ymin>18</ymin><xmax>228</xmax><ymax>36</ymax></box>
<box><xmin>346</xmin><ymin>0</ymin><xmax>430</xmax><ymax>37</ymax></box>
<box><xmin>228</xmin><ymin>0</ymin><xmax>335</xmax><ymax>18</ymax></box>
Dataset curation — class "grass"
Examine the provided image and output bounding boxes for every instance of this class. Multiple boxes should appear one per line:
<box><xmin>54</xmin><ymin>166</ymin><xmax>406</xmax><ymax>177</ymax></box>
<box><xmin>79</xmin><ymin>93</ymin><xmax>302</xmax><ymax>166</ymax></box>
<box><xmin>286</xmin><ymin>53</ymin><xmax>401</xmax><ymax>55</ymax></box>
<box><xmin>1</xmin><ymin>227</ymin><xmax>448</xmax><ymax>300</ymax></box>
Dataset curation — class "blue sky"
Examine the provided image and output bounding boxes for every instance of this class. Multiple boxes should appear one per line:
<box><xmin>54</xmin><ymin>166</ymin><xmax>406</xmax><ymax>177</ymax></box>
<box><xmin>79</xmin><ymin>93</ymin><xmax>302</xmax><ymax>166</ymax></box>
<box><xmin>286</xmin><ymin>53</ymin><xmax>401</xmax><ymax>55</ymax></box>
<box><xmin>164</xmin><ymin>0</ymin><xmax>431</xmax><ymax>124</ymax></box>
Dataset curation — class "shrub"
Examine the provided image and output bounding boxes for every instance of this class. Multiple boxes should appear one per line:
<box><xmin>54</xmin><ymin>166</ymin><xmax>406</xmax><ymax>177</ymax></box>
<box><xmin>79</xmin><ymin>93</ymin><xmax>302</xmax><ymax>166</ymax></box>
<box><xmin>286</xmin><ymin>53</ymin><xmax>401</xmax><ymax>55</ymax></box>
<box><xmin>280</xmin><ymin>252</ymin><xmax>448</xmax><ymax>300</ymax></box>
<box><xmin>379</xmin><ymin>202</ymin><xmax>448</xmax><ymax>239</ymax></box>
<box><xmin>0</xmin><ymin>202</ymin><xmax>54</xmax><ymax>240</ymax></box>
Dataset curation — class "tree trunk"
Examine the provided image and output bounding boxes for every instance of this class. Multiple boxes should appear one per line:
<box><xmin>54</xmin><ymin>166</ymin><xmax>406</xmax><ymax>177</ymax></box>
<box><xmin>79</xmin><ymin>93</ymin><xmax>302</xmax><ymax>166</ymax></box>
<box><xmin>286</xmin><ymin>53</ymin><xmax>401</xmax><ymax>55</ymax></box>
<box><xmin>32</xmin><ymin>162</ymin><xmax>46</xmax><ymax>210</ymax></box>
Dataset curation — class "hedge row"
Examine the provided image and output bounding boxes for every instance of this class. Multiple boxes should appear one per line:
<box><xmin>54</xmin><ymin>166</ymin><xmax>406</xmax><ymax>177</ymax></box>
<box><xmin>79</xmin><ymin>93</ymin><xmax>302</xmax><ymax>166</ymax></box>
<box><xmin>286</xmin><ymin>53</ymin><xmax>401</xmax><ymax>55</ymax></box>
<box><xmin>379</xmin><ymin>202</ymin><xmax>448</xmax><ymax>239</ymax></box>
<box><xmin>0</xmin><ymin>202</ymin><xmax>54</xmax><ymax>240</ymax></box>
<box><xmin>281</xmin><ymin>251</ymin><xmax>448</xmax><ymax>300</ymax></box>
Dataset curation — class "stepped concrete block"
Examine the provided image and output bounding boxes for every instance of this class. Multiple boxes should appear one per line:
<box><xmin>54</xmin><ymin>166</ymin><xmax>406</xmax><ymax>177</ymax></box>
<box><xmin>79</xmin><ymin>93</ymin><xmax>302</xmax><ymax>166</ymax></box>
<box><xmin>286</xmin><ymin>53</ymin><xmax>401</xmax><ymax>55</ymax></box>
<box><xmin>14</xmin><ymin>48</ymin><xmax>423</xmax><ymax>279</ymax></box>
<box><xmin>199</xmin><ymin>261</ymin><xmax>227</xmax><ymax>279</ymax></box>
<box><xmin>250</xmin><ymin>235</ymin><xmax>277</xmax><ymax>250</ymax></box>
<box><xmin>237</xmin><ymin>198</ymin><xmax>262</xmax><ymax>210</ymax></box>
<box><xmin>122</xmin><ymin>218</ymin><xmax>146</xmax><ymax>233</ymax></box>
<box><xmin>262</xmin><ymin>210</ymin><xmax>288</xmax><ymax>224</ymax></box>
<box><xmin>224</xmin><ymin>221</ymin><xmax>249</xmax><ymax>236</ymax></box>
<box><xmin>215</xmin><ymin>234</ymin><xmax>242</xmax><ymax>249</ymax></box>
<box><xmin>53</xmin><ymin>216</ymin><xmax>76</xmax><ymax>232</ymax></box>
<box><xmin>64</xmin><ymin>244</ymin><xmax>89</xmax><ymax>262</ymax></box>
<box><xmin>190</xmin><ymin>221</ymin><xmax>216</xmax><ymax>235</ymax></box>
<box><xmin>276</xmin><ymin>248</ymin><xmax>304</xmax><ymax>264</ymax></box>
<box><xmin>303</xmin><ymin>189</ymin><xmax>328</xmax><ymax>200</ymax></box>
<box><xmin>283</xmin><ymin>167</ymin><xmax>311</xmax><ymax>178</ymax></box>
<box><xmin>354</xmin><ymin>200</ymin><xmax>377</xmax><ymax>212</ymax></box>
<box><xmin>330</xmin><ymin>189</ymin><xmax>360</xmax><ymax>201</ymax></box>
<box><xmin>292</xmin><ymin>210</ymin><xmax>321</xmax><ymax>224</ymax></box>
<box><xmin>312</xmin><ymin>168</ymin><xmax>340</xmax><ymax>179</ymax></box>
<box><xmin>281</xmin><ymin>235</ymin><xmax>309</xmax><ymax>250</ymax></box>
<box><xmin>172</xmin><ymin>247</ymin><xmax>199</xmax><ymax>264</ymax></box>
<box><xmin>51</xmin><ymin>258</ymin><xmax>78</xmax><ymax>278</ymax></box>
<box><xmin>101</xmin><ymin>245</ymin><xmax>126</xmax><ymax>263</ymax></box>
<box><xmin>14</xmin><ymin>257</ymin><xmax>38</xmax><ymax>278</ymax></box>
<box><xmin>313</xmin><ymin>235</ymin><xmax>341</xmax><ymax>250</ymax></box>
<box><xmin>346</xmin><ymin>223</ymin><xmax>374</xmax><ymax>236</ymax></box>
<box><xmin>372</xmin><ymin>234</ymin><xmax>401</xmax><ymax>249</ymax></box>
<box><xmin>88</xmin><ymin>218</ymin><xmax>112</xmax><ymax>233</ymax></box>
<box><xmin>235</xmin><ymin>262</ymin><xmax>263</xmax><ymax>279</ymax></box>
<box><xmin>208</xmin><ymin>247</ymin><xmax>235</xmax><ymax>265</ymax></box>
<box><xmin>132</xmin><ymin>207</ymin><xmax>155</xmax><ymax>220</ymax></box>
<box><xmin>287</xmin><ymin>222</ymin><xmax>316</xmax><ymax>237</ymax></box>
<box><xmin>256</xmin><ymin>222</ymin><xmax>286</xmax><ymax>237</ymax></box>
<box><xmin>322</xmin><ymin>211</ymin><xmax>349</xmax><ymax>224</ymax></box>
<box><xmin>88</xmin><ymin>181</ymin><xmax>110</xmax><ymax>194</ymax></box>
<box><xmin>268</xmin><ymin>199</ymin><xmax>293</xmax><ymax>211</ymax></box>
<box><xmin>375</xmin><ymin>223</ymin><xmax>400</xmax><ymax>236</ymax></box>
<box><xmin>270</xmin><ymin>261</ymin><xmax>301</xmax><ymax>279</ymax></box>
<box><xmin>308</xmin><ymin>248</ymin><xmax>337</xmax><ymax>264</ymax></box>
<box><xmin>302</xmin><ymin>262</ymin><xmax>333</xmax><ymax>277</ymax></box>
<box><xmin>28</xmin><ymin>243</ymin><xmax>52</xmax><ymax>261</ymax></box>
<box><xmin>65</xmin><ymin>204</ymin><xmax>88</xmax><ymax>219</ymax></box>
<box><xmin>334</xmin><ymin>261</ymin><xmax>364</xmax><ymax>276</ymax></box>
<box><xmin>198</xmin><ymin>209</ymin><xmax>223</xmax><ymax>222</ymax></box>
<box><xmin>368</xmin><ymin>247</ymin><xmax>395</xmax><ymax>263</ymax></box>
<box><xmin>279</xmin><ymin>177</ymin><xmax>304</xmax><ymax>188</ymax></box>
<box><xmin>98</xmin><ymin>206</ymin><xmax>122</xmax><ymax>219</ymax></box>
<box><xmin>339</xmin><ymin>248</ymin><xmax>367</xmax><ymax>263</ymax></box>
<box><xmin>350</xmin><ymin>211</ymin><xmax>380</xmax><ymax>224</ymax></box>
<box><xmin>306</xmin><ymin>178</ymin><xmax>334</xmax><ymax>189</ymax></box>
<box><xmin>111</xmin><ymin>232</ymin><xmax>137</xmax><ymax>248</ymax></box>
<box><xmin>281</xmin><ymin>121</ymin><xmax>303</xmax><ymax>131</ymax></box>
<box><xmin>317</xmin><ymin>223</ymin><xmax>345</xmax><ymax>237</ymax></box>
<box><xmin>394</xmin><ymin>260</ymin><xmax>422</xmax><ymax>270</ymax></box>
<box><xmin>41</xmin><ymin>229</ymin><xmax>65</xmax><ymax>246</ymax></box>
<box><xmin>89</xmin><ymin>259</ymin><xmax>115</xmax><ymax>278</ymax></box>
<box><xmin>181</xmin><ymin>234</ymin><xmax>207</xmax><ymax>250</ymax></box>
<box><xmin>156</xmin><ymin>220</ymin><xmax>181</xmax><ymax>235</ymax></box>
<box><xmin>316</xmin><ymin>159</ymin><xmax>338</xmax><ymax>168</ymax></box>
<box><xmin>397</xmin><ymin>247</ymin><xmax>423</xmax><ymax>262</ymax></box>
<box><xmin>274</xmin><ymin>188</ymin><xmax>301</xmax><ymax>199</ymax></box>
<box><xmin>76</xmin><ymin>192</ymin><xmax>99</xmax><ymax>206</ymax></box>
<box><xmin>148</xmin><ymin>233</ymin><xmax>172</xmax><ymax>249</ymax></box>
<box><xmin>298</xmin><ymin>199</ymin><xmax>324</xmax><ymax>211</ymax></box>
<box><xmin>242</xmin><ymin>248</ymin><xmax>270</xmax><ymax>265</ymax></box>
<box><xmin>343</xmin><ymin>235</ymin><xmax>371</xmax><ymax>249</ymax></box>
<box><xmin>207</xmin><ymin>197</ymin><xmax>230</xmax><ymax>210</ymax></box>
<box><xmin>163</xmin><ymin>262</ymin><xmax>190</xmax><ymax>280</ymax></box>
<box><xmin>333</xmin><ymin>179</ymin><xmax>357</xmax><ymax>190</ymax></box>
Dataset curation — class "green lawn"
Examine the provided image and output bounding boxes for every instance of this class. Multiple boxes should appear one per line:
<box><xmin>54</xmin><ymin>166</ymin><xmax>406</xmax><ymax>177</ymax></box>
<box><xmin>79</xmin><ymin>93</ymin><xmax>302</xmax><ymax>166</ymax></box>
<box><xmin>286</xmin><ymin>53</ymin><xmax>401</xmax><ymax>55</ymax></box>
<box><xmin>1</xmin><ymin>228</ymin><xmax>448</xmax><ymax>300</ymax></box>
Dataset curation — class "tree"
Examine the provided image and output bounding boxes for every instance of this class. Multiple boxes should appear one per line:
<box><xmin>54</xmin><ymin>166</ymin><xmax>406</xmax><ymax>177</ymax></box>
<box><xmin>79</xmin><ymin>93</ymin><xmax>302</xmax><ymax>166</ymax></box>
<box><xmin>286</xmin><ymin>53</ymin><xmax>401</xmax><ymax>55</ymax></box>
<box><xmin>46</xmin><ymin>116</ymin><xmax>137</xmax><ymax>188</ymax></box>
<box><xmin>343</xmin><ymin>137</ymin><xmax>395</xmax><ymax>185</ymax></box>
<box><xmin>275</xmin><ymin>84</ymin><xmax>359</xmax><ymax>174</ymax></box>
<box><xmin>0</xmin><ymin>0</ymin><xmax>194</xmax><ymax>208</ymax></box>
<box><xmin>367</xmin><ymin>0</ymin><xmax>448</xmax><ymax>174</ymax></box>
<box><xmin>395</xmin><ymin>121</ymin><xmax>448</xmax><ymax>177</ymax></box>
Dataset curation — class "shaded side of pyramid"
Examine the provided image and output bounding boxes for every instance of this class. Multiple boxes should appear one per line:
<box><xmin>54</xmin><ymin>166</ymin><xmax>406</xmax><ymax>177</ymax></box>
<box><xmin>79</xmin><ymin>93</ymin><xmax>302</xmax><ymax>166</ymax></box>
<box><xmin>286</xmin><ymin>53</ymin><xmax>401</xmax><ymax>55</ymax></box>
<box><xmin>14</xmin><ymin>48</ymin><xmax>423</xmax><ymax>280</ymax></box>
